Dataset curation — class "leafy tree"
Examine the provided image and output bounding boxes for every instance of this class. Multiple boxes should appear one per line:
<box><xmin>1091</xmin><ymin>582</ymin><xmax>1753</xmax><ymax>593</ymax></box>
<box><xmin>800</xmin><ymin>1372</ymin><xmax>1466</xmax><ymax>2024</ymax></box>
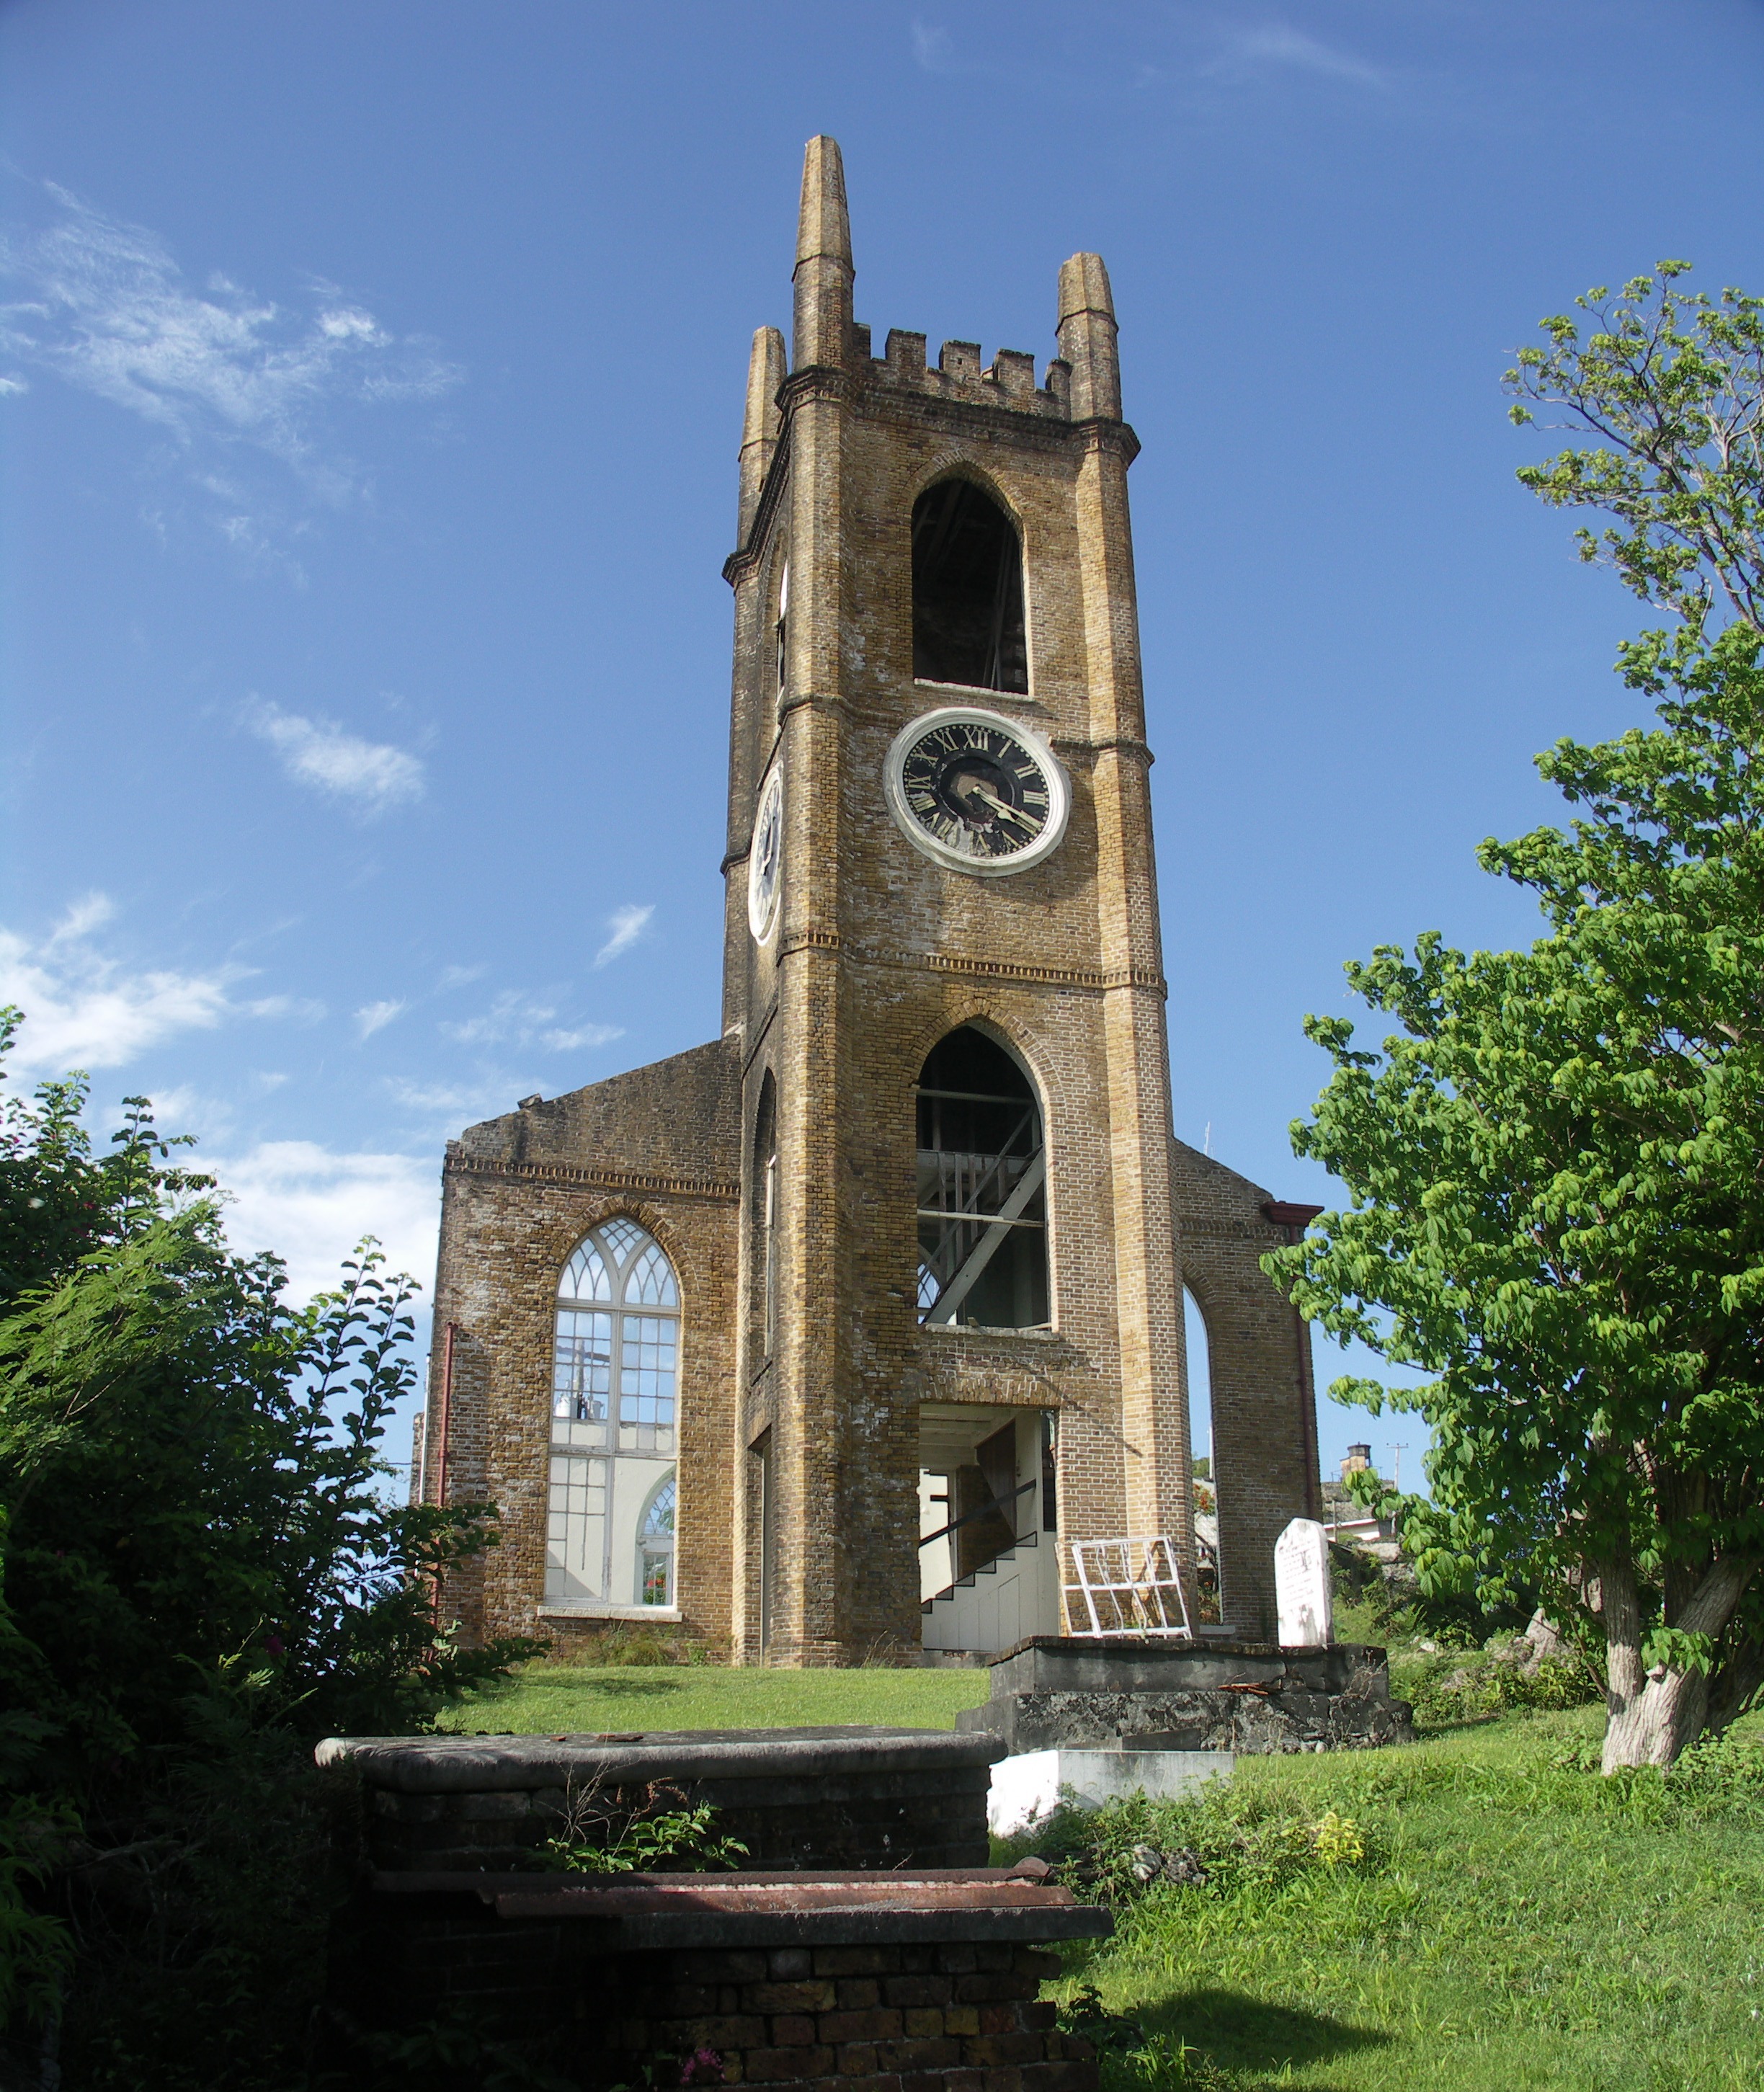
<box><xmin>0</xmin><ymin>1011</ymin><xmax>540</xmax><ymax>2085</ymax></box>
<box><xmin>1267</xmin><ymin>266</ymin><xmax>1764</xmax><ymax>1770</ymax></box>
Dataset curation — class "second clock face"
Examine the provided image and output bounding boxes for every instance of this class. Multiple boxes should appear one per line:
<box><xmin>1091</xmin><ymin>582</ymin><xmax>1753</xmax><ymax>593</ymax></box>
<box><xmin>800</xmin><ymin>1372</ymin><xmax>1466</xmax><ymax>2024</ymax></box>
<box><xmin>885</xmin><ymin>708</ymin><xmax>1069</xmax><ymax>876</ymax></box>
<box><xmin>747</xmin><ymin>763</ymin><xmax>783</xmax><ymax>941</ymax></box>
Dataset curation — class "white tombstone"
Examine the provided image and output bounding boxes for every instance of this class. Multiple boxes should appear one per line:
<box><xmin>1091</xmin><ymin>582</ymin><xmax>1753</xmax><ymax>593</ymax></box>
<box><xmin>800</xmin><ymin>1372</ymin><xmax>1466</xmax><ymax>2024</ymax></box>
<box><xmin>1275</xmin><ymin>1518</ymin><xmax>1333</xmax><ymax>1647</ymax></box>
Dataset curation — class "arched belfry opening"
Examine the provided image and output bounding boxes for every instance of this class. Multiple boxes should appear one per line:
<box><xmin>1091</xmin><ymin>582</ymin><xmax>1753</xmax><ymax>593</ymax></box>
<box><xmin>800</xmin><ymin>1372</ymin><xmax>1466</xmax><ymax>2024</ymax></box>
<box><xmin>912</xmin><ymin>479</ymin><xmax>1028</xmax><ymax>693</ymax></box>
<box><xmin>915</xmin><ymin>1026</ymin><xmax>1047</xmax><ymax>1330</ymax></box>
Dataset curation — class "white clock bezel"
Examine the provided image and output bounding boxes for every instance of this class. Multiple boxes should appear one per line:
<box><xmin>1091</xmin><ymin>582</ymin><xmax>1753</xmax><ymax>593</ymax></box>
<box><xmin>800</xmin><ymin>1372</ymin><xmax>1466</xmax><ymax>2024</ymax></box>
<box><xmin>747</xmin><ymin>762</ymin><xmax>784</xmax><ymax>943</ymax></box>
<box><xmin>884</xmin><ymin>706</ymin><xmax>1070</xmax><ymax>878</ymax></box>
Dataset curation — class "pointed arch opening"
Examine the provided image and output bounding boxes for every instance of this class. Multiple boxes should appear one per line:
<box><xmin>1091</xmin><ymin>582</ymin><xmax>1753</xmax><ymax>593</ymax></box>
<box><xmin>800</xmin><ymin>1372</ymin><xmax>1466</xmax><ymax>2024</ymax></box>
<box><xmin>912</xmin><ymin>479</ymin><xmax>1028</xmax><ymax>694</ymax></box>
<box><xmin>915</xmin><ymin>1025</ymin><xmax>1048</xmax><ymax>1330</ymax></box>
<box><xmin>546</xmin><ymin>1217</ymin><xmax>681</xmax><ymax>1609</ymax></box>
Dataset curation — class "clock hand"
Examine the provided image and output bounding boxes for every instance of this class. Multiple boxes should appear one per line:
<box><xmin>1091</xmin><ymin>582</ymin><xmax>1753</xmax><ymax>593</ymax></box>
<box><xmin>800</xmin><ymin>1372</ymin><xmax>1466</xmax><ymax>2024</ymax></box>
<box><xmin>971</xmin><ymin>784</ymin><xmax>1039</xmax><ymax>831</ymax></box>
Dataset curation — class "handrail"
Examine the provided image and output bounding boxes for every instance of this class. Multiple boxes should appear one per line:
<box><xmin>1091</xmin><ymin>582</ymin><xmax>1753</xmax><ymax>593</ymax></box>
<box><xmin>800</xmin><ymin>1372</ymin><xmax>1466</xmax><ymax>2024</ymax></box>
<box><xmin>918</xmin><ymin>1477</ymin><xmax>1036</xmax><ymax>1549</ymax></box>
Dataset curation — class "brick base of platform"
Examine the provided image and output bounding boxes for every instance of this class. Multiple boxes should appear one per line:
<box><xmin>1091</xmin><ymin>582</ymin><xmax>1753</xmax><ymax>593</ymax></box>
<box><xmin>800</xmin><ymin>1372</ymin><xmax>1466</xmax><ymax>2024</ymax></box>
<box><xmin>598</xmin><ymin>1939</ymin><xmax>1089</xmax><ymax>2090</ymax></box>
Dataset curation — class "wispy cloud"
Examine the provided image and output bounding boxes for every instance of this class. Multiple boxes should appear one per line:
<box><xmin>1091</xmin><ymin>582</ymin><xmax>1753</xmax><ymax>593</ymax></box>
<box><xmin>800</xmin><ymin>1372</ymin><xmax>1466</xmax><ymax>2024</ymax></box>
<box><xmin>389</xmin><ymin>1074</ymin><xmax>523</xmax><ymax>1121</ymax></box>
<box><xmin>439</xmin><ymin>988</ymin><xmax>623</xmax><ymax>1055</ymax></box>
<box><xmin>246</xmin><ymin>699</ymin><xmax>425</xmax><ymax>813</ymax></box>
<box><xmin>355</xmin><ymin>998</ymin><xmax>406</xmax><ymax>1041</ymax></box>
<box><xmin>0</xmin><ymin>897</ymin><xmax>239</xmax><ymax>1072</ymax></box>
<box><xmin>594</xmin><ymin>904</ymin><xmax>653</xmax><ymax>969</ymax></box>
<box><xmin>911</xmin><ymin>19</ymin><xmax>956</xmax><ymax>71</ymax></box>
<box><xmin>1205</xmin><ymin>22</ymin><xmax>1389</xmax><ymax>89</ymax></box>
<box><xmin>0</xmin><ymin>183</ymin><xmax>460</xmax><ymax>481</ymax></box>
<box><xmin>541</xmin><ymin>1023</ymin><xmax>625</xmax><ymax>1053</ymax></box>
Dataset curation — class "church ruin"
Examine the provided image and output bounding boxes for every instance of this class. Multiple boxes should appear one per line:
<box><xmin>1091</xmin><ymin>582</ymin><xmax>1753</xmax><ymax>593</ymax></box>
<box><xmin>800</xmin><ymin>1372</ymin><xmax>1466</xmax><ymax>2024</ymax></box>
<box><xmin>414</xmin><ymin>137</ymin><xmax>1321</xmax><ymax>1662</ymax></box>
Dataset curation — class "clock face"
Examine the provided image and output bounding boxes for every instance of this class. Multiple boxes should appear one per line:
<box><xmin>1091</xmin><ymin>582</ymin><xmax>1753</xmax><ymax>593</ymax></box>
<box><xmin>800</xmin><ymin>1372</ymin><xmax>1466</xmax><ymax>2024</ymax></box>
<box><xmin>747</xmin><ymin>763</ymin><xmax>784</xmax><ymax>942</ymax></box>
<box><xmin>884</xmin><ymin>707</ymin><xmax>1069</xmax><ymax>876</ymax></box>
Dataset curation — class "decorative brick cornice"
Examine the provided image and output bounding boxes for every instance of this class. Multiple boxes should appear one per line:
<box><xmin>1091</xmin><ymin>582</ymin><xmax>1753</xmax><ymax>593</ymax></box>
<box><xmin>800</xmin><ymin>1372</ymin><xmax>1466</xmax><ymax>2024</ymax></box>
<box><xmin>846</xmin><ymin>384</ymin><xmax>1084</xmax><ymax>458</ymax></box>
<box><xmin>777</xmin><ymin>689</ymin><xmax>857</xmax><ymax>724</ymax></box>
<box><xmin>1071</xmin><ymin>415</ymin><xmax>1142</xmax><ymax>466</ymax></box>
<box><xmin>779</xmin><ymin>927</ymin><xmax>842</xmax><ymax>959</ymax></box>
<box><xmin>777</xmin><ymin>364</ymin><xmax>855</xmax><ymax>411</ymax></box>
<box><xmin>1052</xmin><ymin>734</ymin><xmax>1153</xmax><ymax>768</ymax></box>
<box><xmin>862</xmin><ymin>945</ymin><xmax>1166</xmax><ymax>996</ymax></box>
<box><xmin>445</xmin><ymin>1152</ymin><xmax>739</xmax><ymax>1203</ymax></box>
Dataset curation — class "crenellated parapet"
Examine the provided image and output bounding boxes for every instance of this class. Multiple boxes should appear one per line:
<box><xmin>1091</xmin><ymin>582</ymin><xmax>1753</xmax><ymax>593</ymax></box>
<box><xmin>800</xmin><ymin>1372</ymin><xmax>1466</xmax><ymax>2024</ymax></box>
<box><xmin>861</xmin><ymin>326</ymin><xmax>1074</xmax><ymax>420</ymax></box>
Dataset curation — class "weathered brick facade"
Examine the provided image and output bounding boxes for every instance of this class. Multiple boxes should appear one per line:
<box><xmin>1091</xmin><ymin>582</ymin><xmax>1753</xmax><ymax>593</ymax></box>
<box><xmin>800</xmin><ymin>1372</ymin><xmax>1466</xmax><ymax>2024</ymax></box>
<box><xmin>419</xmin><ymin>137</ymin><xmax>1318</xmax><ymax>1657</ymax></box>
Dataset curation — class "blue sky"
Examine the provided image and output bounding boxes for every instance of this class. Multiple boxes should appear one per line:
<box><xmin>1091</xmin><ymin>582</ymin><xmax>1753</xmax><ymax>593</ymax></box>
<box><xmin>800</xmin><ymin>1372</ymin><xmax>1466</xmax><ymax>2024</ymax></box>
<box><xmin>4</xmin><ymin>0</ymin><xmax>1763</xmax><ymax>1491</ymax></box>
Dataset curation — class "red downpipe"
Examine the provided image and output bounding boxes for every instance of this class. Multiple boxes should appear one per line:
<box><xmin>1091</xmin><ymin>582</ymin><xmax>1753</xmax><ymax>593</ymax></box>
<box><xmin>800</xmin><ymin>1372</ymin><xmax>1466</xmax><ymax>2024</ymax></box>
<box><xmin>431</xmin><ymin>1322</ymin><xmax>458</xmax><ymax>1631</ymax></box>
<box><xmin>436</xmin><ymin>1320</ymin><xmax>457</xmax><ymax>1508</ymax></box>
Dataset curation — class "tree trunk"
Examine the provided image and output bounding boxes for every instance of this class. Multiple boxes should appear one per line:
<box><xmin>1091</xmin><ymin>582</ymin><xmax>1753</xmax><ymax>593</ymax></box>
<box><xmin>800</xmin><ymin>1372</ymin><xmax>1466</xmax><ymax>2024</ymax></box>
<box><xmin>1704</xmin><ymin>1630</ymin><xmax>1764</xmax><ymax>1740</ymax></box>
<box><xmin>1600</xmin><ymin>1552</ymin><xmax>1755</xmax><ymax>1771</ymax></box>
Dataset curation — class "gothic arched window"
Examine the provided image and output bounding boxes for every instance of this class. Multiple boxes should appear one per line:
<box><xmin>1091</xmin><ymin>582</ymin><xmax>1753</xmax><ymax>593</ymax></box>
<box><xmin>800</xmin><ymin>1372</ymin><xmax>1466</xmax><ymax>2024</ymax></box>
<box><xmin>546</xmin><ymin>1218</ymin><xmax>680</xmax><ymax>1608</ymax></box>
<box><xmin>915</xmin><ymin>1026</ymin><xmax>1048</xmax><ymax>1329</ymax></box>
<box><xmin>912</xmin><ymin>479</ymin><xmax>1028</xmax><ymax>694</ymax></box>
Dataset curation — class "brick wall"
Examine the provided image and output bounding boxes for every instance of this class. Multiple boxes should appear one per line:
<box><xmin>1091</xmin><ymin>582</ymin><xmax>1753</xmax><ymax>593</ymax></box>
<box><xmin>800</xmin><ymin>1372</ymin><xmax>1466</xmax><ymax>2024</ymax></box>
<box><xmin>600</xmin><ymin>1941</ymin><xmax>1090</xmax><ymax>2091</ymax></box>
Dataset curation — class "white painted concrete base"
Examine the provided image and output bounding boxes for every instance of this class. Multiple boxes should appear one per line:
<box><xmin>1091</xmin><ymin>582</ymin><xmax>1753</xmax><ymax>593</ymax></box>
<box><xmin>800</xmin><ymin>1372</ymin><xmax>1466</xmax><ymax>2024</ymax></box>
<box><xmin>987</xmin><ymin>1748</ymin><xmax>1235</xmax><ymax>1838</ymax></box>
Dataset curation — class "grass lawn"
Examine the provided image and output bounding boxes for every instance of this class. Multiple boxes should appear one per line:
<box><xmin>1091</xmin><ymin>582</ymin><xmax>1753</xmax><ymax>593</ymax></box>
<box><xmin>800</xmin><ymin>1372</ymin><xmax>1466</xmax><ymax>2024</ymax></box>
<box><xmin>435</xmin><ymin>1660</ymin><xmax>991</xmax><ymax>1735</ymax></box>
<box><xmin>442</xmin><ymin>1664</ymin><xmax>1763</xmax><ymax>2090</ymax></box>
<box><xmin>1050</xmin><ymin>1705</ymin><xmax>1764</xmax><ymax>2092</ymax></box>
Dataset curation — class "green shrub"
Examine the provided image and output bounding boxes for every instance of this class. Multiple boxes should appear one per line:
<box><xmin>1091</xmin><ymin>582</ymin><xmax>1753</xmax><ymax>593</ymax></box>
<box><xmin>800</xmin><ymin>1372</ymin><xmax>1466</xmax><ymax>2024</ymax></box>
<box><xmin>0</xmin><ymin>1015</ymin><xmax>540</xmax><ymax>2086</ymax></box>
<box><xmin>1394</xmin><ymin>1645</ymin><xmax>1600</xmax><ymax>1726</ymax></box>
<box><xmin>1041</xmin><ymin>1780</ymin><xmax>1381</xmax><ymax>1910</ymax></box>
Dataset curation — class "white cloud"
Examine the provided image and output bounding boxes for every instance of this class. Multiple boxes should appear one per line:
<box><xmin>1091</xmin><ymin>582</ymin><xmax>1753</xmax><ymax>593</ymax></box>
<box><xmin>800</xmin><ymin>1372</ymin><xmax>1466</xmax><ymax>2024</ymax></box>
<box><xmin>246</xmin><ymin>699</ymin><xmax>425</xmax><ymax>812</ymax></box>
<box><xmin>0</xmin><ymin>184</ymin><xmax>460</xmax><ymax>479</ymax></box>
<box><xmin>210</xmin><ymin>1139</ymin><xmax>438</xmax><ymax>1306</ymax></box>
<box><xmin>1207</xmin><ymin>23</ymin><xmax>1389</xmax><ymax>88</ymax></box>
<box><xmin>594</xmin><ymin>904</ymin><xmax>653</xmax><ymax>968</ymax></box>
<box><xmin>355</xmin><ymin>998</ymin><xmax>406</xmax><ymax>1041</ymax></box>
<box><xmin>0</xmin><ymin>906</ymin><xmax>238</xmax><ymax>1074</ymax></box>
<box><xmin>0</xmin><ymin>900</ymin><xmax>323</xmax><ymax>1077</ymax></box>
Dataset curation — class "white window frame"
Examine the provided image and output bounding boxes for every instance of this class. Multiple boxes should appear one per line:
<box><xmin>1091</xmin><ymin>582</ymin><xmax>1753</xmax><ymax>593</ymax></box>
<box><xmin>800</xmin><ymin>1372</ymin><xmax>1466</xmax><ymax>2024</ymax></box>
<box><xmin>545</xmin><ymin>1218</ymin><xmax>681</xmax><ymax>1611</ymax></box>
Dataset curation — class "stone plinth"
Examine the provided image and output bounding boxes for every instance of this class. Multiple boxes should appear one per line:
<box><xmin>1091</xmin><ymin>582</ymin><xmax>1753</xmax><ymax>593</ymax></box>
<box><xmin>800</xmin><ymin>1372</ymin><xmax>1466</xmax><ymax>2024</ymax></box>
<box><xmin>317</xmin><ymin>1725</ymin><xmax>1004</xmax><ymax>1873</ymax></box>
<box><xmin>957</xmin><ymin>1637</ymin><xmax>1415</xmax><ymax>1757</ymax></box>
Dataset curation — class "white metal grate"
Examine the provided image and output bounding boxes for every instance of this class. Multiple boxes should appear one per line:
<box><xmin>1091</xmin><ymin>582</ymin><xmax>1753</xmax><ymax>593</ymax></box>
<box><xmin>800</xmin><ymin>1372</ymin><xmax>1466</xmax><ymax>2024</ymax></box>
<box><xmin>1062</xmin><ymin>1535</ymin><xmax>1194</xmax><ymax>1639</ymax></box>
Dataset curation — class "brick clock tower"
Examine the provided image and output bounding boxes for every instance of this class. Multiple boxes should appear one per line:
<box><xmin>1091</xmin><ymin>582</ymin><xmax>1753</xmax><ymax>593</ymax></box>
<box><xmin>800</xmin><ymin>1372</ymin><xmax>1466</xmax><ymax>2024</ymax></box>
<box><xmin>419</xmin><ymin>138</ymin><xmax>1321</xmax><ymax>1663</ymax></box>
